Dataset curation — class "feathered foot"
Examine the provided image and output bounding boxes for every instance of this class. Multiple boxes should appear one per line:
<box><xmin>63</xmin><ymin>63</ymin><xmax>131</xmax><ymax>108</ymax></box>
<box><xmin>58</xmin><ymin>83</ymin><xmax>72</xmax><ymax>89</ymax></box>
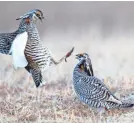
<box><xmin>40</xmin><ymin>80</ymin><xmax>46</xmax><ymax>87</ymax></box>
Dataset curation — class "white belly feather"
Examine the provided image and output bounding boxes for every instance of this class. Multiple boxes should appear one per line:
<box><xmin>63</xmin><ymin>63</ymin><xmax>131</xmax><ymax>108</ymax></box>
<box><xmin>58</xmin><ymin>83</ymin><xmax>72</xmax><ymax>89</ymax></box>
<box><xmin>9</xmin><ymin>32</ymin><xmax>28</xmax><ymax>69</ymax></box>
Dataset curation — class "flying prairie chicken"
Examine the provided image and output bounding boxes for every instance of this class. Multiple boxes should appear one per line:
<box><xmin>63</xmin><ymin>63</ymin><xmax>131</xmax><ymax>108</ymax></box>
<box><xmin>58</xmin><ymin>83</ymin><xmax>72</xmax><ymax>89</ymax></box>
<box><xmin>73</xmin><ymin>53</ymin><xmax>133</xmax><ymax>111</ymax></box>
<box><xmin>1</xmin><ymin>9</ymin><xmax>74</xmax><ymax>87</ymax></box>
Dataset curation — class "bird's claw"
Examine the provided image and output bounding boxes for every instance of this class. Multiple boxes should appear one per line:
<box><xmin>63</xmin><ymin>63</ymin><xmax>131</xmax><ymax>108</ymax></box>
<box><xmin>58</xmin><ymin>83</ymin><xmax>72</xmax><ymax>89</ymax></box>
<box><xmin>65</xmin><ymin>58</ymin><xmax>67</xmax><ymax>62</ymax></box>
<box><xmin>65</xmin><ymin>47</ymin><xmax>74</xmax><ymax>62</ymax></box>
<box><xmin>40</xmin><ymin>80</ymin><xmax>46</xmax><ymax>87</ymax></box>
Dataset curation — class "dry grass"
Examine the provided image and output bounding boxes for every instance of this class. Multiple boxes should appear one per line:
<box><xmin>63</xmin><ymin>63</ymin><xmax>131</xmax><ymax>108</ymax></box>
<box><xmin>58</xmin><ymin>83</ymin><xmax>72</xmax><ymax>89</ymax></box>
<box><xmin>1</xmin><ymin>32</ymin><xmax>134</xmax><ymax>123</ymax></box>
<box><xmin>0</xmin><ymin>66</ymin><xmax>134</xmax><ymax>123</ymax></box>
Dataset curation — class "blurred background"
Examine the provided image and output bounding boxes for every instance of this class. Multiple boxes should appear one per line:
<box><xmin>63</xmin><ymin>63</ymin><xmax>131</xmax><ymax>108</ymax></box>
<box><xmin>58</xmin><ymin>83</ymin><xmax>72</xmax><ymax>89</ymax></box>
<box><xmin>0</xmin><ymin>2</ymin><xmax>134</xmax><ymax>123</ymax></box>
<box><xmin>1</xmin><ymin>1</ymin><xmax>134</xmax><ymax>82</ymax></box>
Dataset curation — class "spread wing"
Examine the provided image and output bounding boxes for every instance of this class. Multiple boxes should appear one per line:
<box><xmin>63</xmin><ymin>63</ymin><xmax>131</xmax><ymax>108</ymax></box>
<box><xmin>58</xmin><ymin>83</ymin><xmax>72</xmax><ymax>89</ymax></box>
<box><xmin>9</xmin><ymin>32</ymin><xmax>28</xmax><ymax>69</ymax></box>
<box><xmin>0</xmin><ymin>32</ymin><xmax>18</xmax><ymax>54</ymax></box>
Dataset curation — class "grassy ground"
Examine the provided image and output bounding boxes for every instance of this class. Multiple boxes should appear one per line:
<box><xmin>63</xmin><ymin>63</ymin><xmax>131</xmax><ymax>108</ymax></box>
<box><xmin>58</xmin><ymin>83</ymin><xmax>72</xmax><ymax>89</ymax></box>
<box><xmin>0</xmin><ymin>66</ymin><xmax>134</xmax><ymax>123</ymax></box>
<box><xmin>0</xmin><ymin>35</ymin><xmax>134</xmax><ymax>123</ymax></box>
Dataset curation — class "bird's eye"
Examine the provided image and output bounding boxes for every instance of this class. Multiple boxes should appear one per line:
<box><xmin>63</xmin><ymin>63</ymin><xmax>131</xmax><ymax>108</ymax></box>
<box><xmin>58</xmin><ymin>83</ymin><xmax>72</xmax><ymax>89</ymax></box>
<box><xmin>35</xmin><ymin>12</ymin><xmax>40</xmax><ymax>17</ymax></box>
<box><xmin>36</xmin><ymin>13</ymin><xmax>40</xmax><ymax>17</ymax></box>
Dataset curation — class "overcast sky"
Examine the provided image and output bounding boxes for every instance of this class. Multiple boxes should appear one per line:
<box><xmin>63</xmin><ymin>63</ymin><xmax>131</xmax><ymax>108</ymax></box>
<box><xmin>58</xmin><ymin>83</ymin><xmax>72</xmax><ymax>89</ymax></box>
<box><xmin>0</xmin><ymin>1</ymin><xmax>134</xmax><ymax>36</ymax></box>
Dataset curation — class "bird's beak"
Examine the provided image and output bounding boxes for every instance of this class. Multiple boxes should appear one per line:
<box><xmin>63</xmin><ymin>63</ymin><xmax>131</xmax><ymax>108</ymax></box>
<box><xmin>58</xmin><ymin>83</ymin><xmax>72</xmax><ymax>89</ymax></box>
<box><xmin>75</xmin><ymin>53</ymin><xmax>83</xmax><ymax>59</ymax></box>
<box><xmin>89</xmin><ymin>64</ymin><xmax>94</xmax><ymax>76</ymax></box>
<box><xmin>75</xmin><ymin>54</ymin><xmax>79</xmax><ymax>59</ymax></box>
<box><xmin>39</xmin><ymin>16</ymin><xmax>44</xmax><ymax>22</ymax></box>
<box><xmin>16</xmin><ymin>16</ymin><xmax>23</xmax><ymax>20</ymax></box>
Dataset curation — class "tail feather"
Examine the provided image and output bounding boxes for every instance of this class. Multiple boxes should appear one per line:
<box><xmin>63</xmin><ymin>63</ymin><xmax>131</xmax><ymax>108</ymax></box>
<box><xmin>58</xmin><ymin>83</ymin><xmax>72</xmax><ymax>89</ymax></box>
<box><xmin>106</xmin><ymin>101</ymin><xmax>134</xmax><ymax>109</ymax></box>
<box><xmin>119</xmin><ymin>103</ymin><xmax>134</xmax><ymax>108</ymax></box>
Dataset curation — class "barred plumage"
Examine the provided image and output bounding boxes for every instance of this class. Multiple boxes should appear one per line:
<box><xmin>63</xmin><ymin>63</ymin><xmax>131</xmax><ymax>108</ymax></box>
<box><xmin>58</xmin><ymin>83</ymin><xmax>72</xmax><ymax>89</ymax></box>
<box><xmin>10</xmin><ymin>9</ymin><xmax>74</xmax><ymax>87</ymax></box>
<box><xmin>25</xmin><ymin>19</ymin><xmax>56</xmax><ymax>71</ymax></box>
<box><xmin>0</xmin><ymin>18</ymin><xmax>27</xmax><ymax>55</ymax></box>
<box><xmin>24</xmin><ymin>17</ymin><xmax>74</xmax><ymax>87</ymax></box>
<box><xmin>0</xmin><ymin>14</ymin><xmax>34</xmax><ymax>75</ymax></box>
<box><xmin>73</xmin><ymin>53</ymin><xmax>134</xmax><ymax>110</ymax></box>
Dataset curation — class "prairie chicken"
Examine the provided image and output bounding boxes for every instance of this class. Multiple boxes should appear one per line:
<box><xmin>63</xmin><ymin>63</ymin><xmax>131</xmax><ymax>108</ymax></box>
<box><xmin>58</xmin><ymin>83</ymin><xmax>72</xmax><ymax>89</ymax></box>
<box><xmin>0</xmin><ymin>9</ymin><xmax>39</xmax><ymax>75</ymax></box>
<box><xmin>9</xmin><ymin>9</ymin><xmax>74</xmax><ymax>87</ymax></box>
<box><xmin>73</xmin><ymin>53</ymin><xmax>133</xmax><ymax>110</ymax></box>
<box><xmin>0</xmin><ymin>13</ymin><xmax>29</xmax><ymax>55</ymax></box>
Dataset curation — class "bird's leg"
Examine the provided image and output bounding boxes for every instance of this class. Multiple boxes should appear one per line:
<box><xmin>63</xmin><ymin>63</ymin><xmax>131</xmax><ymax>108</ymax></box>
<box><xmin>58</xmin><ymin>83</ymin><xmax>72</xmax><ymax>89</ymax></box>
<box><xmin>51</xmin><ymin>56</ymin><xmax>66</xmax><ymax>65</ymax></box>
<box><xmin>51</xmin><ymin>47</ymin><xmax>74</xmax><ymax>65</ymax></box>
<box><xmin>40</xmin><ymin>79</ymin><xmax>46</xmax><ymax>87</ymax></box>
<box><xmin>36</xmin><ymin>88</ymin><xmax>42</xmax><ymax>103</ymax></box>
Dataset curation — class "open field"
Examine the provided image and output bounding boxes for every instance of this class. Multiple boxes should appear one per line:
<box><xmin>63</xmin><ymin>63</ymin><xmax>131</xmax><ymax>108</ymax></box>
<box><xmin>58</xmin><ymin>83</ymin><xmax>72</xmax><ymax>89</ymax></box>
<box><xmin>0</xmin><ymin>2</ymin><xmax>134</xmax><ymax>122</ymax></box>
<box><xmin>0</xmin><ymin>34</ymin><xmax>134</xmax><ymax>123</ymax></box>
<box><xmin>0</xmin><ymin>72</ymin><xmax>134</xmax><ymax>123</ymax></box>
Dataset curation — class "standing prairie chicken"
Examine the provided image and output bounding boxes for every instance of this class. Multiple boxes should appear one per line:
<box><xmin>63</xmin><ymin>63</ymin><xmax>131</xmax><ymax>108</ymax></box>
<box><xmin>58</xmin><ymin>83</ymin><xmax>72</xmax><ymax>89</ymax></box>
<box><xmin>73</xmin><ymin>53</ymin><xmax>133</xmax><ymax>110</ymax></box>
<box><xmin>9</xmin><ymin>9</ymin><xmax>74</xmax><ymax>88</ymax></box>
